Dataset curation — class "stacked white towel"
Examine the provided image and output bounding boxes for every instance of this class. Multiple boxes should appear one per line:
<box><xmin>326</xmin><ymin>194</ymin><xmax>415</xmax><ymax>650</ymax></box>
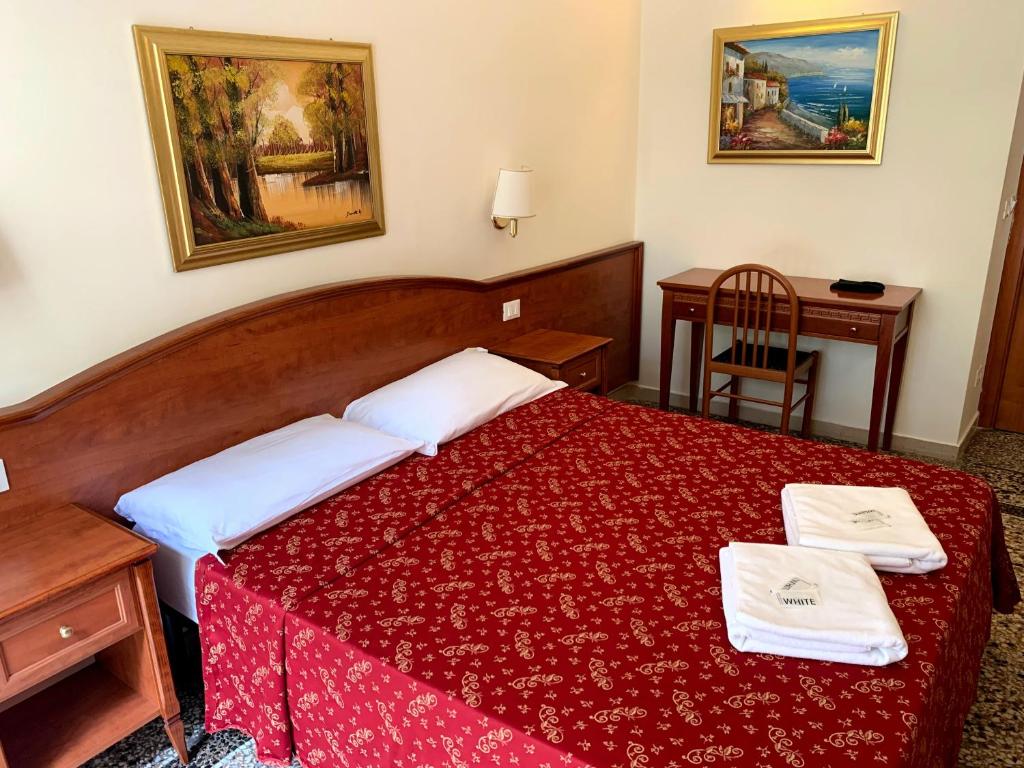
<box><xmin>720</xmin><ymin>542</ymin><xmax>908</xmax><ymax>666</ymax></box>
<box><xmin>781</xmin><ymin>484</ymin><xmax>947</xmax><ymax>574</ymax></box>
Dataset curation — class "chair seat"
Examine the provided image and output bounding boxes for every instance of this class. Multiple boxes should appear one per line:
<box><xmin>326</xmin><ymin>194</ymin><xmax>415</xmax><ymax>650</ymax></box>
<box><xmin>712</xmin><ymin>342</ymin><xmax>813</xmax><ymax>372</ymax></box>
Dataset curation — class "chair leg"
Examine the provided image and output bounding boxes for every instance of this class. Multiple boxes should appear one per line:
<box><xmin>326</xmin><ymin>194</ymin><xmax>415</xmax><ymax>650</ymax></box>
<box><xmin>702</xmin><ymin>363</ymin><xmax>714</xmax><ymax>419</ymax></box>
<box><xmin>801</xmin><ymin>351</ymin><xmax>821</xmax><ymax>438</ymax></box>
<box><xmin>728</xmin><ymin>376</ymin><xmax>741</xmax><ymax>421</ymax></box>
<box><xmin>780</xmin><ymin>378</ymin><xmax>795</xmax><ymax>436</ymax></box>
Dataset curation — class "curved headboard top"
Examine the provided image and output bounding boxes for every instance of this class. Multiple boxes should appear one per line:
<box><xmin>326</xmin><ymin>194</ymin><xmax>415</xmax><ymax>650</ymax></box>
<box><xmin>0</xmin><ymin>241</ymin><xmax>642</xmax><ymax>528</ymax></box>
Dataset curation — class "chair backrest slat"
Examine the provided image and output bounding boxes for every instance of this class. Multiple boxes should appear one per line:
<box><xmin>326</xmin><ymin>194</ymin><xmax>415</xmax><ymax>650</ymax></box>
<box><xmin>752</xmin><ymin>271</ymin><xmax>763</xmax><ymax>359</ymax></box>
<box><xmin>741</xmin><ymin>272</ymin><xmax>752</xmax><ymax>365</ymax></box>
<box><xmin>730</xmin><ymin>274</ymin><xmax>740</xmax><ymax>364</ymax></box>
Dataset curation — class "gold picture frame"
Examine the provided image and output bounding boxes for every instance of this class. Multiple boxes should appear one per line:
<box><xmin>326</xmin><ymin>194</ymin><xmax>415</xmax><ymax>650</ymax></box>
<box><xmin>708</xmin><ymin>12</ymin><xmax>898</xmax><ymax>165</ymax></box>
<box><xmin>134</xmin><ymin>25</ymin><xmax>386</xmax><ymax>271</ymax></box>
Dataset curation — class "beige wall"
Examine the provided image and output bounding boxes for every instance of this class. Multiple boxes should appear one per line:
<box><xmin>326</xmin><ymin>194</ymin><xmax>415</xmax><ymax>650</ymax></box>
<box><xmin>0</xmin><ymin>0</ymin><xmax>641</xmax><ymax>406</ymax></box>
<box><xmin>961</xmin><ymin>75</ymin><xmax>1024</xmax><ymax>436</ymax></box>
<box><xmin>635</xmin><ymin>0</ymin><xmax>1024</xmax><ymax>448</ymax></box>
<box><xmin>6</xmin><ymin>1</ymin><xmax>1024</xmax><ymax>449</ymax></box>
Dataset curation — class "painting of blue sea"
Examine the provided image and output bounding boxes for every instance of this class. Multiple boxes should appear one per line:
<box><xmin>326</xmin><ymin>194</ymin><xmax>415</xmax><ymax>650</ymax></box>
<box><xmin>717</xmin><ymin>27</ymin><xmax>883</xmax><ymax>153</ymax></box>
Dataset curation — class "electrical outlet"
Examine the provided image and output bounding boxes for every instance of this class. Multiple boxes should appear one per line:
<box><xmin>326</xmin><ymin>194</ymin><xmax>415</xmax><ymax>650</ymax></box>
<box><xmin>502</xmin><ymin>299</ymin><xmax>521</xmax><ymax>322</ymax></box>
<box><xmin>0</xmin><ymin>459</ymin><xmax>8</xmax><ymax>493</ymax></box>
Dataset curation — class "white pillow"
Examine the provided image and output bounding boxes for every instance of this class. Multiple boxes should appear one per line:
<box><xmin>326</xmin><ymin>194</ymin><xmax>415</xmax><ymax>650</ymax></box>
<box><xmin>343</xmin><ymin>348</ymin><xmax>566</xmax><ymax>456</ymax></box>
<box><xmin>114</xmin><ymin>415</ymin><xmax>422</xmax><ymax>558</ymax></box>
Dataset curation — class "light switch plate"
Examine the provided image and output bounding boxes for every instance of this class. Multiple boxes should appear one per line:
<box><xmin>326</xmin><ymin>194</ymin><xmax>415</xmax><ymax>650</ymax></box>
<box><xmin>0</xmin><ymin>459</ymin><xmax>8</xmax><ymax>493</ymax></box>
<box><xmin>502</xmin><ymin>299</ymin><xmax>521</xmax><ymax>322</ymax></box>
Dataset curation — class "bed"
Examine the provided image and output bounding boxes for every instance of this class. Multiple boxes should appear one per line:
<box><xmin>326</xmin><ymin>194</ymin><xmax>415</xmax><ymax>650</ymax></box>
<box><xmin>0</xmin><ymin>241</ymin><xmax>1016</xmax><ymax>767</ymax></box>
<box><xmin>196</xmin><ymin>389</ymin><xmax>1018</xmax><ymax>768</ymax></box>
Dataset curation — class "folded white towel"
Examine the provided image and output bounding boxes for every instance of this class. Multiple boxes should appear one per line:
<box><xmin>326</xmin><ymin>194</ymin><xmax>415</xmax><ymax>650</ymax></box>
<box><xmin>781</xmin><ymin>484</ymin><xmax>947</xmax><ymax>574</ymax></box>
<box><xmin>720</xmin><ymin>542</ymin><xmax>908</xmax><ymax>666</ymax></box>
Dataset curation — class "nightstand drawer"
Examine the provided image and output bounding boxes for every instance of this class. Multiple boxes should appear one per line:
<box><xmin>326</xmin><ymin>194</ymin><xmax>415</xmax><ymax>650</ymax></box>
<box><xmin>0</xmin><ymin>570</ymin><xmax>139</xmax><ymax>699</ymax></box>
<box><xmin>564</xmin><ymin>352</ymin><xmax>600</xmax><ymax>390</ymax></box>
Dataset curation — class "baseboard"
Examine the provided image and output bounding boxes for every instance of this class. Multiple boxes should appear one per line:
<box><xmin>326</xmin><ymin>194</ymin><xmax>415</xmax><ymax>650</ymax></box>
<box><xmin>956</xmin><ymin>411</ymin><xmax>980</xmax><ymax>462</ymax></box>
<box><xmin>610</xmin><ymin>383</ymin><xmax>968</xmax><ymax>462</ymax></box>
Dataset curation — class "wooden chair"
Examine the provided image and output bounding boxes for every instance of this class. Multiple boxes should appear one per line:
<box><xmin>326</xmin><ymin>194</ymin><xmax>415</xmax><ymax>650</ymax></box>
<box><xmin>701</xmin><ymin>264</ymin><xmax>820</xmax><ymax>436</ymax></box>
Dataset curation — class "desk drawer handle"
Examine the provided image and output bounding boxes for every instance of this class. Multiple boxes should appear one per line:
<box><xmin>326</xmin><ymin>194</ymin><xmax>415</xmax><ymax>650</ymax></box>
<box><xmin>579</xmin><ymin>371</ymin><xmax>588</xmax><ymax>378</ymax></box>
<box><xmin>850</xmin><ymin>326</ymin><xmax>858</xmax><ymax>334</ymax></box>
<box><xmin>59</xmin><ymin>625</ymin><xmax>74</xmax><ymax>640</ymax></box>
<box><xmin>688</xmin><ymin>307</ymin><xmax>696</xmax><ymax>314</ymax></box>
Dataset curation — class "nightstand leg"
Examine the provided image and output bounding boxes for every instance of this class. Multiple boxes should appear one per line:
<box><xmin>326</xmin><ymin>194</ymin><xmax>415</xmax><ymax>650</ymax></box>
<box><xmin>164</xmin><ymin>714</ymin><xmax>188</xmax><ymax>764</ymax></box>
<box><xmin>599</xmin><ymin>348</ymin><xmax>609</xmax><ymax>396</ymax></box>
<box><xmin>132</xmin><ymin>561</ymin><xmax>190</xmax><ymax>764</ymax></box>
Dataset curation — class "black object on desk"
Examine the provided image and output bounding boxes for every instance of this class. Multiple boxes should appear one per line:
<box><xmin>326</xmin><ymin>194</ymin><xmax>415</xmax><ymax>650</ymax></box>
<box><xmin>830</xmin><ymin>278</ymin><xmax>886</xmax><ymax>294</ymax></box>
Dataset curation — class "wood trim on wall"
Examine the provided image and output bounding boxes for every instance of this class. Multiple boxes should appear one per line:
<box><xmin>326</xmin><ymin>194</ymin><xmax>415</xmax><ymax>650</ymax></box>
<box><xmin>979</xmin><ymin>160</ymin><xmax>1024</xmax><ymax>427</ymax></box>
<box><xmin>0</xmin><ymin>242</ymin><xmax>642</xmax><ymax>529</ymax></box>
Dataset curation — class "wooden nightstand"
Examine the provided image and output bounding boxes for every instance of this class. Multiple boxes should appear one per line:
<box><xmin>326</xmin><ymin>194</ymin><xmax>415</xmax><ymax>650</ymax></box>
<box><xmin>491</xmin><ymin>329</ymin><xmax>613</xmax><ymax>395</ymax></box>
<box><xmin>0</xmin><ymin>505</ymin><xmax>187</xmax><ymax>767</ymax></box>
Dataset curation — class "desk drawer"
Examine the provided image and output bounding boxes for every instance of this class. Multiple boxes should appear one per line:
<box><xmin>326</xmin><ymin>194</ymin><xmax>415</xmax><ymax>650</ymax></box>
<box><xmin>0</xmin><ymin>571</ymin><xmax>139</xmax><ymax>699</ymax></box>
<box><xmin>800</xmin><ymin>311</ymin><xmax>880</xmax><ymax>342</ymax></box>
<box><xmin>674</xmin><ymin>294</ymin><xmax>881</xmax><ymax>343</ymax></box>
<box><xmin>673</xmin><ymin>298</ymin><xmax>706</xmax><ymax>321</ymax></box>
<box><xmin>564</xmin><ymin>352</ymin><xmax>600</xmax><ymax>391</ymax></box>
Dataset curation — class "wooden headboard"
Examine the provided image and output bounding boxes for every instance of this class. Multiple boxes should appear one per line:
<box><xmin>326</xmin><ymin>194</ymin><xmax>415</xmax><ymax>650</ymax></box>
<box><xmin>0</xmin><ymin>241</ymin><xmax>642</xmax><ymax>529</ymax></box>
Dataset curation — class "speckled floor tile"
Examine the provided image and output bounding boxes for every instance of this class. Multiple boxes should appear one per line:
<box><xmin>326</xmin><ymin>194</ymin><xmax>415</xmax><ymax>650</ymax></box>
<box><xmin>86</xmin><ymin>407</ymin><xmax>1024</xmax><ymax>768</ymax></box>
<box><xmin>961</xmin><ymin>429</ymin><xmax>1024</xmax><ymax>473</ymax></box>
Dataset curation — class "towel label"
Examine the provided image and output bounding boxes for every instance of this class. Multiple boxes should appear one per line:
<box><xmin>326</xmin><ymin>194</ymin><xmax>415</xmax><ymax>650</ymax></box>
<box><xmin>849</xmin><ymin>508</ymin><xmax>892</xmax><ymax>531</ymax></box>
<box><xmin>772</xmin><ymin>576</ymin><xmax>821</xmax><ymax>608</ymax></box>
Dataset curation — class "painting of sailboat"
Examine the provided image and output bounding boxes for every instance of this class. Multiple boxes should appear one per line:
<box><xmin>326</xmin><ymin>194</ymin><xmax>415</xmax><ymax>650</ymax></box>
<box><xmin>708</xmin><ymin>13</ymin><xmax>898</xmax><ymax>164</ymax></box>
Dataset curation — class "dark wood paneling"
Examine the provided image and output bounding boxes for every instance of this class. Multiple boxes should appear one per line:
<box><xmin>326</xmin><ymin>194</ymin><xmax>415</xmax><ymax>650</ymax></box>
<box><xmin>0</xmin><ymin>242</ymin><xmax>642</xmax><ymax>529</ymax></box>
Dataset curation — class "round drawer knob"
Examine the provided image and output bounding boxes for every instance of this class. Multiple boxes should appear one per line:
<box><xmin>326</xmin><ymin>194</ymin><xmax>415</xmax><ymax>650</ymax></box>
<box><xmin>59</xmin><ymin>625</ymin><xmax>74</xmax><ymax>639</ymax></box>
<box><xmin>850</xmin><ymin>326</ymin><xmax>858</xmax><ymax>334</ymax></box>
<box><xmin>580</xmin><ymin>372</ymin><xmax>588</xmax><ymax>378</ymax></box>
<box><xmin>688</xmin><ymin>307</ymin><xmax>696</xmax><ymax>313</ymax></box>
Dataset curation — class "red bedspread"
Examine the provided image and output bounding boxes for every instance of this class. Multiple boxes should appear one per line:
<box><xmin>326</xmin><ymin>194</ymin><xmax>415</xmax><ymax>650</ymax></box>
<box><xmin>198</xmin><ymin>390</ymin><xmax>1019</xmax><ymax>767</ymax></box>
<box><xmin>196</xmin><ymin>389</ymin><xmax>611</xmax><ymax>763</ymax></box>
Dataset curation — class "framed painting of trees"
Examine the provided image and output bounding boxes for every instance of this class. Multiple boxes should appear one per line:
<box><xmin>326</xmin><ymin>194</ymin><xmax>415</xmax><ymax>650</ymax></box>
<box><xmin>134</xmin><ymin>26</ymin><xmax>385</xmax><ymax>271</ymax></box>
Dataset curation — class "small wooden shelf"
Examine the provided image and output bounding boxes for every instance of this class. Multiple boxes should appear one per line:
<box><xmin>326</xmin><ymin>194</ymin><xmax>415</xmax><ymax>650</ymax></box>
<box><xmin>0</xmin><ymin>664</ymin><xmax>160</xmax><ymax>768</ymax></box>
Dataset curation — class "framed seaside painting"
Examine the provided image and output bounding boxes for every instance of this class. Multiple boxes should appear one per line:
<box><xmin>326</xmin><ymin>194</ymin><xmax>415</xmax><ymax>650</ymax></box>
<box><xmin>134</xmin><ymin>26</ymin><xmax>385</xmax><ymax>271</ymax></box>
<box><xmin>708</xmin><ymin>13</ymin><xmax>898</xmax><ymax>164</ymax></box>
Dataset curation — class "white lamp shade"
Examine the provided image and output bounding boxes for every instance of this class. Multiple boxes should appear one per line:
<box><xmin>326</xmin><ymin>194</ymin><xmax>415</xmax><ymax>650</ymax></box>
<box><xmin>492</xmin><ymin>168</ymin><xmax>535</xmax><ymax>219</ymax></box>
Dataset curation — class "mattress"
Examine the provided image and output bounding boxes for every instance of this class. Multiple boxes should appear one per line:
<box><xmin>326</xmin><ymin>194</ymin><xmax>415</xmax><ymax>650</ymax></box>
<box><xmin>135</xmin><ymin>525</ymin><xmax>204</xmax><ymax>622</ymax></box>
<box><xmin>194</xmin><ymin>389</ymin><xmax>1021</xmax><ymax>767</ymax></box>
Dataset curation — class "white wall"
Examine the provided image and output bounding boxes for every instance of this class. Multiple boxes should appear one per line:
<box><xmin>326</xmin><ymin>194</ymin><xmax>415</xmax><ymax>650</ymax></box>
<box><xmin>635</xmin><ymin>0</ymin><xmax>1024</xmax><ymax>448</ymax></box>
<box><xmin>0</xmin><ymin>0</ymin><xmax>641</xmax><ymax>406</ymax></box>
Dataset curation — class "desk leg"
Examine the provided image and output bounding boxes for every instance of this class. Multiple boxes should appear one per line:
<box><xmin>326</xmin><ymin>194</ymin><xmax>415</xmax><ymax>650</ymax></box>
<box><xmin>882</xmin><ymin>304</ymin><xmax>914</xmax><ymax>451</ymax></box>
<box><xmin>659</xmin><ymin>292</ymin><xmax>676</xmax><ymax>409</ymax></box>
<box><xmin>690</xmin><ymin>321</ymin><xmax>705</xmax><ymax>413</ymax></box>
<box><xmin>868</xmin><ymin>314</ymin><xmax>896</xmax><ymax>452</ymax></box>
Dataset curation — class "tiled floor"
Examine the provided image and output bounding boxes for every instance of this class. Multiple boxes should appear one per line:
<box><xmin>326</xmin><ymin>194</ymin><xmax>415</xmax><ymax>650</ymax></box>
<box><xmin>86</xmin><ymin>413</ymin><xmax>1024</xmax><ymax>768</ymax></box>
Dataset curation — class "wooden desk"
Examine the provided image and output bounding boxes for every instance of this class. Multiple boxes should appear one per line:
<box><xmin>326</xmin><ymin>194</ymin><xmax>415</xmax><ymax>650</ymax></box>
<box><xmin>658</xmin><ymin>268</ymin><xmax>922</xmax><ymax>451</ymax></box>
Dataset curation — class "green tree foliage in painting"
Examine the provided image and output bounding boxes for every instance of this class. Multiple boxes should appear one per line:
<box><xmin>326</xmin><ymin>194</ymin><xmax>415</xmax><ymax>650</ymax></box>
<box><xmin>265</xmin><ymin>115</ymin><xmax>303</xmax><ymax>153</ymax></box>
<box><xmin>298</xmin><ymin>63</ymin><xmax>368</xmax><ymax>182</ymax></box>
<box><xmin>167</xmin><ymin>54</ymin><xmax>293</xmax><ymax>243</ymax></box>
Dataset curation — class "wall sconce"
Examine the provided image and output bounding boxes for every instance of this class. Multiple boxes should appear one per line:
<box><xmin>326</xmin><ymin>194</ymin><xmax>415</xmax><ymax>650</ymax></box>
<box><xmin>491</xmin><ymin>168</ymin><xmax>535</xmax><ymax>237</ymax></box>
